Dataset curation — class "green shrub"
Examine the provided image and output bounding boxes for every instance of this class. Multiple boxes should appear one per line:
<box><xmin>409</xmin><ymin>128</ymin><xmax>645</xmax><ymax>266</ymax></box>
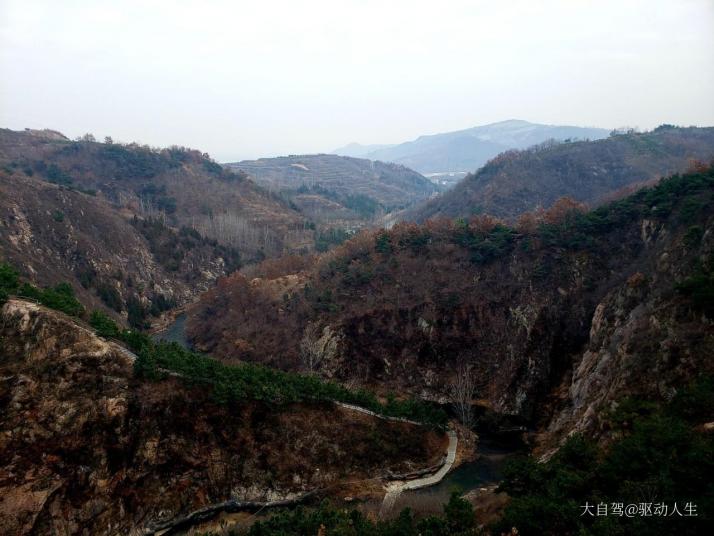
<box><xmin>19</xmin><ymin>282</ymin><xmax>84</xmax><ymax>317</ymax></box>
<box><xmin>0</xmin><ymin>262</ymin><xmax>85</xmax><ymax>316</ymax></box>
<box><xmin>532</xmin><ymin>259</ymin><xmax>550</xmax><ymax>280</ymax></box>
<box><xmin>155</xmin><ymin>196</ymin><xmax>177</xmax><ymax>214</ymax></box>
<box><xmin>45</xmin><ymin>164</ymin><xmax>73</xmax><ymax>186</ymax></box>
<box><xmin>344</xmin><ymin>193</ymin><xmax>380</xmax><ymax>218</ymax></box>
<box><xmin>98</xmin><ymin>143</ymin><xmax>179</xmax><ymax>179</ymax></box>
<box><xmin>125</xmin><ymin>333</ymin><xmax>446</xmax><ymax>426</ymax></box>
<box><xmin>315</xmin><ymin>228</ymin><xmax>351</xmax><ymax>252</ymax></box>
<box><xmin>679</xmin><ymin>198</ymin><xmax>704</xmax><ymax>223</ymax></box>
<box><xmin>606</xmin><ymin>397</ymin><xmax>659</xmax><ymax>430</ymax></box>
<box><xmin>375</xmin><ymin>232</ymin><xmax>393</xmax><ymax>254</ymax></box>
<box><xmin>149</xmin><ymin>294</ymin><xmax>176</xmax><ymax>316</ymax></box>
<box><xmin>443</xmin><ymin>491</ymin><xmax>477</xmax><ymax>533</ymax></box>
<box><xmin>202</xmin><ymin>159</ymin><xmax>223</xmax><ymax>175</ymax></box>
<box><xmin>247</xmin><ymin>493</ymin><xmax>477</xmax><ymax>536</ymax></box>
<box><xmin>669</xmin><ymin>376</ymin><xmax>714</xmax><ymax>421</ymax></box>
<box><xmin>533</xmin><ymin>166</ymin><xmax>714</xmax><ymax>252</ymax></box>
<box><xmin>676</xmin><ymin>256</ymin><xmax>714</xmax><ymax>317</ymax></box>
<box><xmin>450</xmin><ymin>222</ymin><xmax>516</xmax><ymax>264</ymax></box>
<box><xmin>399</xmin><ymin>229</ymin><xmax>431</xmax><ymax>253</ymax></box>
<box><xmin>0</xmin><ymin>262</ymin><xmax>19</xmax><ymax>294</ymax></box>
<box><xmin>343</xmin><ymin>264</ymin><xmax>374</xmax><ymax>287</ymax></box>
<box><xmin>683</xmin><ymin>225</ymin><xmax>704</xmax><ymax>248</ymax></box>
<box><xmin>77</xmin><ymin>265</ymin><xmax>97</xmax><ymax>288</ymax></box>
<box><xmin>304</xmin><ymin>285</ymin><xmax>339</xmax><ymax>313</ymax></box>
<box><xmin>126</xmin><ymin>296</ymin><xmax>150</xmax><ymax>329</ymax></box>
<box><xmin>89</xmin><ymin>310</ymin><xmax>120</xmax><ymax>339</ymax></box>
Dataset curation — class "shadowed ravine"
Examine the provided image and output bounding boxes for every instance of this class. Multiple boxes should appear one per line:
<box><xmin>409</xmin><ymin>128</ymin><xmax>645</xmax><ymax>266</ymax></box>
<box><xmin>154</xmin><ymin>314</ymin><xmax>522</xmax><ymax>523</ymax></box>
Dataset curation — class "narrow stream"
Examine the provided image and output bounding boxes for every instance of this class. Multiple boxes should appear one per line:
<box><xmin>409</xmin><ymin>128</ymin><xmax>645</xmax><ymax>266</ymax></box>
<box><xmin>152</xmin><ymin>312</ymin><xmax>191</xmax><ymax>348</ymax></box>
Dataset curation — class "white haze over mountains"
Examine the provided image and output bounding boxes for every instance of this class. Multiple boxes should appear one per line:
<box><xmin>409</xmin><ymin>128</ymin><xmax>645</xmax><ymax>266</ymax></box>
<box><xmin>332</xmin><ymin>120</ymin><xmax>610</xmax><ymax>174</ymax></box>
<box><xmin>1</xmin><ymin>0</ymin><xmax>713</xmax><ymax>161</ymax></box>
<box><xmin>332</xmin><ymin>143</ymin><xmax>397</xmax><ymax>159</ymax></box>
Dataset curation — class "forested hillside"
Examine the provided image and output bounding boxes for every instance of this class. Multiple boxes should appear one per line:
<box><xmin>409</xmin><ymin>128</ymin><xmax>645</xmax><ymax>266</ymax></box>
<box><xmin>188</xmin><ymin>164</ymin><xmax>714</xmax><ymax>436</ymax></box>
<box><xmin>227</xmin><ymin>154</ymin><xmax>437</xmax><ymax>230</ymax></box>
<box><xmin>0</xmin><ymin>128</ymin><xmax>316</xmax><ymax>324</ymax></box>
<box><xmin>407</xmin><ymin>125</ymin><xmax>714</xmax><ymax>222</ymax></box>
<box><xmin>0</xmin><ymin>128</ymin><xmax>313</xmax><ymax>256</ymax></box>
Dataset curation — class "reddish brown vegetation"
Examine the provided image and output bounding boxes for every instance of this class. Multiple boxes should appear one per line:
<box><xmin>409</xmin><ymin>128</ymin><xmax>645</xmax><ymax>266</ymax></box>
<box><xmin>188</xmin><ymin>168</ymin><xmax>714</xmax><ymax>423</ymax></box>
<box><xmin>240</xmin><ymin>254</ymin><xmax>317</xmax><ymax>280</ymax></box>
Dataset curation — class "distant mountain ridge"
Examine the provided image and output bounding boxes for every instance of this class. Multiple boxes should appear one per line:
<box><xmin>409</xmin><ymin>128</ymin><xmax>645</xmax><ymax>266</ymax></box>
<box><xmin>332</xmin><ymin>119</ymin><xmax>610</xmax><ymax>174</ymax></box>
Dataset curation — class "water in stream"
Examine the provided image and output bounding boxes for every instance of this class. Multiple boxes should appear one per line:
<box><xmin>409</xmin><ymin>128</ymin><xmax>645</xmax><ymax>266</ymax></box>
<box><xmin>153</xmin><ymin>312</ymin><xmax>191</xmax><ymax>347</ymax></box>
<box><xmin>384</xmin><ymin>437</ymin><xmax>521</xmax><ymax>517</ymax></box>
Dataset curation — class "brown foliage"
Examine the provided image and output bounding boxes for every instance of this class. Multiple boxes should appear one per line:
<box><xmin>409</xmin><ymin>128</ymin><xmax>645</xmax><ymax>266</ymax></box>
<box><xmin>1</xmin><ymin>302</ymin><xmax>442</xmax><ymax>534</ymax></box>
<box><xmin>422</xmin><ymin>217</ymin><xmax>455</xmax><ymax>235</ymax></box>
<box><xmin>687</xmin><ymin>158</ymin><xmax>713</xmax><ymax>174</ymax></box>
<box><xmin>241</xmin><ymin>254</ymin><xmax>316</xmax><ymax>280</ymax></box>
<box><xmin>516</xmin><ymin>208</ymin><xmax>545</xmax><ymax>234</ymax></box>
<box><xmin>543</xmin><ymin>196</ymin><xmax>588</xmax><ymax>225</ymax></box>
<box><xmin>468</xmin><ymin>214</ymin><xmax>503</xmax><ymax>233</ymax></box>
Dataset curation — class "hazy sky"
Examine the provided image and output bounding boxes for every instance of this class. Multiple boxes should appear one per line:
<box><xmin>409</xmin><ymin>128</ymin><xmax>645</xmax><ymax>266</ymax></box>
<box><xmin>1</xmin><ymin>0</ymin><xmax>713</xmax><ymax>161</ymax></box>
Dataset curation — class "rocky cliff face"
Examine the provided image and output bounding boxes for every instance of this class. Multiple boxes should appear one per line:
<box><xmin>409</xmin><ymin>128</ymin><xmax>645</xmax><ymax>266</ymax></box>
<box><xmin>543</xmin><ymin>226</ymin><xmax>714</xmax><ymax>450</ymax></box>
<box><xmin>0</xmin><ymin>170</ymin><xmax>232</xmax><ymax>322</ymax></box>
<box><xmin>0</xmin><ymin>300</ymin><xmax>441</xmax><ymax>535</ymax></box>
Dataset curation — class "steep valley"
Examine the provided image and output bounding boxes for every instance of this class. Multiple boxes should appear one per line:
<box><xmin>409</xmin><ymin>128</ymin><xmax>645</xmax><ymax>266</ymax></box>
<box><xmin>0</xmin><ymin>168</ymin><xmax>236</xmax><ymax>325</ymax></box>
<box><xmin>3</xmin><ymin>2</ymin><xmax>714</xmax><ymax>533</ymax></box>
<box><xmin>2</xmin><ymin>129</ymin><xmax>713</xmax><ymax>535</ymax></box>
<box><xmin>188</xmin><ymin>165</ymin><xmax>714</xmax><ymax>447</ymax></box>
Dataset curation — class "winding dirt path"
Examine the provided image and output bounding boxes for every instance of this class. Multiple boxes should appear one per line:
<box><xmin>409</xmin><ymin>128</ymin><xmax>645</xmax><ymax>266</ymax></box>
<box><xmin>379</xmin><ymin>429</ymin><xmax>458</xmax><ymax>518</ymax></box>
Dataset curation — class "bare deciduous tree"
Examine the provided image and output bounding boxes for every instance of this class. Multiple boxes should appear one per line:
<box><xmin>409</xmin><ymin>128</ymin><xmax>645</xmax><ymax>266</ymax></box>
<box><xmin>192</xmin><ymin>212</ymin><xmax>280</xmax><ymax>255</ymax></box>
<box><xmin>450</xmin><ymin>360</ymin><xmax>478</xmax><ymax>428</ymax></box>
<box><xmin>299</xmin><ymin>323</ymin><xmax>340</xmax><ymax>373</ymax></box>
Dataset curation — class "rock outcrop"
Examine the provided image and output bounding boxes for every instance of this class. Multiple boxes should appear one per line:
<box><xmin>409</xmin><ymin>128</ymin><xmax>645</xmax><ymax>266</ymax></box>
<box><xmin>543</xmin><ymin>241</ymin><xmax>714</xmax><ymax>450</ymax></box>
<box><xmin>0</xmin><ymin>299</ymin><xmax>442</xmax><ymax>535</ymax></box>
